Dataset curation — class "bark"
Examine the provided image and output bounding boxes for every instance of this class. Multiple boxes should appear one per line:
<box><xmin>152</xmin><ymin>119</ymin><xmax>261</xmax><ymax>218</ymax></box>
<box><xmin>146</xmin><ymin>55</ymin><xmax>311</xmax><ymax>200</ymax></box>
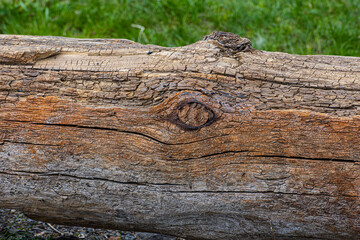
<box><xmin>0</xmin><ymin>31</ymin><xmax>359</xmax><ymax>239</ymax></box>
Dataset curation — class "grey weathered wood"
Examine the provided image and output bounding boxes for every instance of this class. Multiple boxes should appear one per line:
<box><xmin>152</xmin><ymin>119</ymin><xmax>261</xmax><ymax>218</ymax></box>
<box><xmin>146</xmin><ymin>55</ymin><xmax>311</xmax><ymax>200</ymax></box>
<box><xmin>0</xmin><ymin>32</ymin><xmax>359</xmax><ymax>239</ymax></box>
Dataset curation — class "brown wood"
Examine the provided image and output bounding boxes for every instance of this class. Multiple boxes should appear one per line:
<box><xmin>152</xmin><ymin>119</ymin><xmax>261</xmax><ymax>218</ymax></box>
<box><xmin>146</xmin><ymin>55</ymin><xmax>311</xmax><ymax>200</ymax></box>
<box><xmin>0</xmin><ymin>31</ymin><xmax>359</xmax><ymax>239</ymax></box>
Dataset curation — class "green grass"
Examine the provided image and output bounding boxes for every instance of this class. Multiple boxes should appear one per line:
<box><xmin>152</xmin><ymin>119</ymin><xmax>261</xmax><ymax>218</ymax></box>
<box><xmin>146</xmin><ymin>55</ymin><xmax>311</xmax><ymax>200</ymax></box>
<box><xmin>0</xmin><ymin>0</ymin><xmax>359</xmax><ymax>56</ymax></box>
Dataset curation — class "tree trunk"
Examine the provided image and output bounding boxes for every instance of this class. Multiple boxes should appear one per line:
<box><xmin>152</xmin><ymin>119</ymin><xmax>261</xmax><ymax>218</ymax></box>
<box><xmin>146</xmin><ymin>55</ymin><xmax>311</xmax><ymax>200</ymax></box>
<box><xmin>0</xmin><ymin>32</ymin><xmax>359</xmax><ymax>239</ymax></box>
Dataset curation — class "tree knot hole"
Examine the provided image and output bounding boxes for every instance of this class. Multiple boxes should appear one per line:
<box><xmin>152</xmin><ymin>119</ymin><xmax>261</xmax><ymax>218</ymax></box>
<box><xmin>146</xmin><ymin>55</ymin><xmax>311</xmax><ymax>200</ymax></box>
<box><xmin>175</xmin><ymin>100</ymin><xmax>215</xmax><ymax>130</ymax></box>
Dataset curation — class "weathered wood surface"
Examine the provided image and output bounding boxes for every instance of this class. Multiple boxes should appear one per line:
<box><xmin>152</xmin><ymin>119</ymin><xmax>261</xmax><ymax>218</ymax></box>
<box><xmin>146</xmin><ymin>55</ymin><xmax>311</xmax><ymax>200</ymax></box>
<box><xmin>0</xmin><ymin>32</ymin><xmax>359</xmax><ymax>239</ymax></box>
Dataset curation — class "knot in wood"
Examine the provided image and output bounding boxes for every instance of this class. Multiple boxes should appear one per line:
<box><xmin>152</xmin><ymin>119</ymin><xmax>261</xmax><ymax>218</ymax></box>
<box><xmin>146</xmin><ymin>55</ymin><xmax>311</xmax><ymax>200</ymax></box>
<box><xmin>177</xmin><ymin>101</ymin><xmax>214</xmax><ymax>129</ymax></box>
<box><xmin>203</xmin><ymin>31</ymin><xmax>252</xmax><ymax>52</ymax></box>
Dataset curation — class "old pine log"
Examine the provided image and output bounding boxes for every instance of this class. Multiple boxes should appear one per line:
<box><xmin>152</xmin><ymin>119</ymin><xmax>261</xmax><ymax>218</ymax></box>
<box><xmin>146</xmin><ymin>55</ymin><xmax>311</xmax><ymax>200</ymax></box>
<box><xmin>0</xmin><ymin>32</ymin><xmax>359</xmax><ymax>239</ymax></box>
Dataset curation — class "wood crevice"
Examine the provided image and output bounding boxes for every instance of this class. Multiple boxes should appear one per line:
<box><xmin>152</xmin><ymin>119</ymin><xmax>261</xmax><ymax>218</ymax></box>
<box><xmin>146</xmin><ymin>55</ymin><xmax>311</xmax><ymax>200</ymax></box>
<box><xmin>0</xmin><ymin>170</ymin><xmax>186</xmax><ymax>187</ymax></box>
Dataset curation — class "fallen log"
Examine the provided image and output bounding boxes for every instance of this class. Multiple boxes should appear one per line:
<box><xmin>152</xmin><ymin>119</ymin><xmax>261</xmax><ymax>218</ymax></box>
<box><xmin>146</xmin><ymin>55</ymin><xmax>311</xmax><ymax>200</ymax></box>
<box><xmin>0</xmin><ymin>31</ymin><xmax>359</xmax><ymax>239</ymax></box>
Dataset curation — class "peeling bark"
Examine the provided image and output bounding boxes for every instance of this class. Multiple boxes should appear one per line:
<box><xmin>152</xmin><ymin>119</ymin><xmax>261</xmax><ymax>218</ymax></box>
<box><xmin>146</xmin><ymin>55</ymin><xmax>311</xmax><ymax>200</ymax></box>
<box><xmin>0</xmin><ymin>32</ymin><xmax>359</xmax><ymax>239</ymax></box>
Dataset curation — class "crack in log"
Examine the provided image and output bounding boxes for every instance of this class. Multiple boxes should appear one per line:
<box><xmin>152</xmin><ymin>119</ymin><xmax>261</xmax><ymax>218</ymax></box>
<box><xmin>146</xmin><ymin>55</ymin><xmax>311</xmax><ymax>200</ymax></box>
<box><xmin>164</xmin><ymin>151</ymin><xmax>357</xmax><ymax>163</ymax></box>
<box><xmin>165</xmin><ymin>150</ymin><xmax>254</xmax><ymax>161</ymax></box>
<box><xmin>250</xmin><ymin>154</ymin><xmax>357</xmax><ymax>163</ymax></box>
<box><xmin>1</xmin><ymin>140</ymin><xmax>60</xmax><ymax>147</ymax></box>
<box><xmin>0</xmin><ymin>170</ymin><xmax>185</xmax><ymax>187</ymax></box>
<box><xmin>3</xmin><ymin>119</ymin><xmax>171</xmax><ymax>145</ymax></box>
<box><xmin>3</xmin><ymin>119</ymin><xmax>225</xmax><ymax>146</ymax></box>
<box><xmin>1</xmin><ymin>171</ymin><xmax>357</xmax><ymax>198</ymax></box>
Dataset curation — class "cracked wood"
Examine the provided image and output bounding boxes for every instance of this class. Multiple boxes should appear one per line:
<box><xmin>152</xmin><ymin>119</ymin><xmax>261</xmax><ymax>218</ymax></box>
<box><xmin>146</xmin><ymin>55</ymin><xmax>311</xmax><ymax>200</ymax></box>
<box><xmin>0</xmin><ymin>31</ymin><xmax>359</xmax><ymax>240</ymax></box>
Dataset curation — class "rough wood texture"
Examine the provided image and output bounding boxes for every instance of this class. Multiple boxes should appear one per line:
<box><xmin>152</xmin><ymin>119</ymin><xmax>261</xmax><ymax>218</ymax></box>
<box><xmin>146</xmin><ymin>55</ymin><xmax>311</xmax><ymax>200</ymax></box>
<box><xmin>0</xmin><ymin>31</ymin><xmax>359</xmax><ymax>239</ymax></box>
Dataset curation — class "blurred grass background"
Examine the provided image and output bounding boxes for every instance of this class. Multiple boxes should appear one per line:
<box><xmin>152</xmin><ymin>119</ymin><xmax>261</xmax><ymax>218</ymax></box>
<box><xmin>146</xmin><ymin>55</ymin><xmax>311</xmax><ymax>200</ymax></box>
<box><xmin>0</xmin><ymin>0</ymin><xmax>359</xmax><ymax>56</ymax></box>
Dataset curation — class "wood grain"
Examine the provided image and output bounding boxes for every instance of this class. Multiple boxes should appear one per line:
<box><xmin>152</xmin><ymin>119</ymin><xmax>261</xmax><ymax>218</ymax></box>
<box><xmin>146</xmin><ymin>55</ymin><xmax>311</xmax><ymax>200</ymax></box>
<box><xmin>0</xmin><ymin>32</ymin><xmax>359</xmax><ymax>239</ymax></box>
